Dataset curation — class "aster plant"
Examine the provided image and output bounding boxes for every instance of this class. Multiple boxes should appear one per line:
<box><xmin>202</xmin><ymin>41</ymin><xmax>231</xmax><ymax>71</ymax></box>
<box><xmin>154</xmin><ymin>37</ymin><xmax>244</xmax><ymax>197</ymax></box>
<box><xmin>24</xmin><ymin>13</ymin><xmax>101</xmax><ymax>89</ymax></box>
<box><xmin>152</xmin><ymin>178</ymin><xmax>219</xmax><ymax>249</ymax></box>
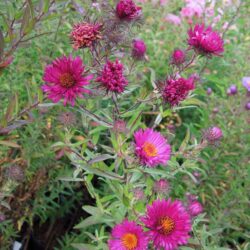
<box><xmin>7</xmin><ymin>0</ymin><xmax>227</xmax><ymax>249</ymax></box>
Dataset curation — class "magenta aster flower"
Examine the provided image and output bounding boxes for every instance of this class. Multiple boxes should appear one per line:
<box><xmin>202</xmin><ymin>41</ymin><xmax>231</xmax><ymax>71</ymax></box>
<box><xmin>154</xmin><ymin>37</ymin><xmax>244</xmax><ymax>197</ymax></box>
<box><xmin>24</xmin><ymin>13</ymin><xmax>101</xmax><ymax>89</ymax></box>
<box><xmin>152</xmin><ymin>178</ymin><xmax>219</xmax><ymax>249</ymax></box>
<box><xmin>134</xmin><ymin>128</ymin><xmax>171</xmax><ymax>168</ymax></box>
<box><xmin>70</xmin><ymin>22</ymin><xmax>102</xmax><ymax>50</ymax></box>
<box><xmin>242</xmin><ymin>77</ymin><xmax>250</xmax><ymax>92</ymax></box>
<box><xmin>132</xmin><ymin>39</ymin><xmax>147</xmax><ymax>60</ymax></box>
<box><xmin>96</xmin><ymin>59</ymin><xmax>128</xmax><ymax>93</ymax></box>
<box><xmin>142</xmin><ymin>199</ymin><xmax>192</xmax><ymax>250</ymax></box>
<box><xmin>108</xmin><ymin>219</ymin><xmax>148</xmax><ymax>250</ymax></box>
<box><xmin>42</xmin><ymin>55</ymin><xmax>92</xmax><ymax>106</ymax></box>
<box><xmin>188</xmin><ymin>24</ymin><xmax>224</xmax><ymax>56</ymax></box>
<box><xmin>116</xmin><ymin>0</ymin><xmax>142</xmax><ymax>21</ymax></box>
<box><xmin>188</xmin><ymin>201</ymin><xmax>203</xmax><ymax>217</ymax></box>
<box><xmin>171</xmin><ymin>49</ymin><xmax>186</xmax><ymax>65</ymax></box>
<box><xmin>162</xmin><ymin>77</ymin><xmax>195</xmax><ymax>106</ymax></box>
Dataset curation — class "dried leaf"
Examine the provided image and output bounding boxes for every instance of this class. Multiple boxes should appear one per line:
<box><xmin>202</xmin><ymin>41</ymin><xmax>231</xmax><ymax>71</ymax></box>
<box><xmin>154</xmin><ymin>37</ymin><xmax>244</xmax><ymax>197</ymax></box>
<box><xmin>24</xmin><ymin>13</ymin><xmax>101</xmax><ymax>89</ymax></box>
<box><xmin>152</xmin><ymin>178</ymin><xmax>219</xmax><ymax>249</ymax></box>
<box><xmin>0</xmin><ymin>140</ymin><xmax>20</xmax><ymax>148</ymax></box>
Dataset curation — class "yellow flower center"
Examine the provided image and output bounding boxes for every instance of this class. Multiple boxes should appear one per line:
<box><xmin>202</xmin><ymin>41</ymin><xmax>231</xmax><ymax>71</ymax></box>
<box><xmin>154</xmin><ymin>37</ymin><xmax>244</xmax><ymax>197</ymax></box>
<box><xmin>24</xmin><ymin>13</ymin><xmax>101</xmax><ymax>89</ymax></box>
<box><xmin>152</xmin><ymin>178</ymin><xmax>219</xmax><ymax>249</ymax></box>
<box><xmin>59</xmin><ymin>73</ymin><xmax>75</xmax><ymax>88</ymax></box>
<box><xmin>143</xmin><ymin>142</ymin><xmax>157</xmax><ymax>157</ymax></box>
<box><xmin>157</xmin><ymin>216</ymin><xmax>175</xmax><ymax>235</ymax></box>
<box><xmin>121</xmin><ymin>233</ymin><xmax>138</xmax><ymax>250</ymax></box>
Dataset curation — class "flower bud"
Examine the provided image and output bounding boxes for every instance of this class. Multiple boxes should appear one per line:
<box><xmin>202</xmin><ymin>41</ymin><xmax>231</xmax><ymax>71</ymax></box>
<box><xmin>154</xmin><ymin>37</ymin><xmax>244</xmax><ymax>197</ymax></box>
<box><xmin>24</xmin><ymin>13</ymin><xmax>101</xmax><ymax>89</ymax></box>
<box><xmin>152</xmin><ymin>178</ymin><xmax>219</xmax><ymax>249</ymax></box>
<box><xmin>132</xmin><ymin>39</ymin><xmax>146</xmax><ymax>60</ymax></box>
<box><xmin>171</xmin><ymin>49</ymin><xmax>186</xmax><ymax>65</ymax></box>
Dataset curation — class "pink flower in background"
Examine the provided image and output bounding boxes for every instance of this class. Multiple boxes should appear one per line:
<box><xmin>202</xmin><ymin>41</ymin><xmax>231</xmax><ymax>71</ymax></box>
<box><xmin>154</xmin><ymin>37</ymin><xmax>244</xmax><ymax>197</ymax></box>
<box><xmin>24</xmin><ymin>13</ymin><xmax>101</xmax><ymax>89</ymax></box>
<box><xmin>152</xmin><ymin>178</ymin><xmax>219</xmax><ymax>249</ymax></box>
<box><xmin>154</xmin><ymin>179</ymin><xmax>170</xmax><ymax>195</ymax></box>
<box><xmin>160</xmin><ymin>0</ymin><xmax>168</xmax><ymax>6</ymax></box>
<box><xmin>164</xmin><ymin>14</ymin><xmax>181</xmax><ymax>26</ymax></box>
<box><xmin>171</xmin><ymin>49</ymin><xmax>186</xmax><ymax>65</ymax></box>
<box><xmin>188</xmin><ymin>201</ymin><xmax>203</xmax><ymax>217</ymax></box>
<box><xmin>132</xmin><ymin>39</ymin><xmax>147</xmax><ymax>60</ymax></box>
<box><xmin>42</xmin><ymin>55</ymin><xmax>92</xmax><ymax>106</ymax></box>
<box><xmin>207</xmin><ymin>87</ymin><xmax>212</xmax><ymax>95</ymax></box>
<box><xmin>96</xmin><ymin>59</ymin><xmax>128</xmax><ymax>93</ymax></box>
<box><xmin>203</xmin><ymin>126</ymin><xmax>223</xmax><ymax>144</ymax></box>
<box><xmin>163</xmin><ymin>77</ymin><xmax>195</xmax><ymax>106</ymax></box>
<box><xmin>108</xmin><ymin>220</ymin><xmax>148</xmax><ymax>250</ymax></box>
<box><xmin>242</xmin><ymin>77</ymin><xmax>250</xmax><ymax>92</ymax></box>
<box><xmin>206</xmin><ymin>7</ymin><xmax>214</xmax><ymax>17</ymax></box>
<box><xmin>142</xmin><ymin>199</ymin><xmax>191</xmax><ymax>250</ymax></box>
<box><xmin>188</xmin><ymin>24</ymin><xmax>224</xmax><ymax>56</ymax></box>
<box><xmin>70</xmin><ymin>22</ymin><xmax>102</xmax><ymax>50</ymax></box>
<box><xmin>116</xmin><ymin>0</ymin><xmax>142</xmax><ymax>20</ymax></box>
<box><xmin>134</xmin><ymin>128</ymin><xmax>171</xmax><ymax>168</ymax></box>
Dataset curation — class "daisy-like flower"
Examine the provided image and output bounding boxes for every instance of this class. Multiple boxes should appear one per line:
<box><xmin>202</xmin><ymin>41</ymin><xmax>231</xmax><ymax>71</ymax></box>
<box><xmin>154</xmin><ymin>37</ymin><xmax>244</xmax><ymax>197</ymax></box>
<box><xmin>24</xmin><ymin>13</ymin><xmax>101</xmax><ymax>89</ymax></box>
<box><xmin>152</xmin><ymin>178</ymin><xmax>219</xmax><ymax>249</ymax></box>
<box><xmin>162</xmin><ymin>77</ymin><xmax>195</xmax><ymax>107</ymax></box>
<box><xmin>108</xmin><ymin>219</ymin><xmax>148</xmax><ymax>250</ymax></box>
<box><xmin>42</xmin><ymin>55</ymin><xmax>92</xmax><ymax>106</ymax></box>
<box><xmin>116</xmin><ymin>0</ymin><xmax>142</xmax><ymax>21</ymax></box>
<box><xmin>70</xmin><ymin>22</ymin><xmax>102</xmax><ymax>50</ymax></box>
<box><xmin>142</xmin><ymin>199</ymin><xmax>192</xmax><ymax>250</ymax></box>
<box><xmin>188</xmin><ymin>24</ymin><xmax>224</xmax><ymax>57</ymax></box>
<box><xmin>96</xmin><ymin>59</ymin><xmax>128</xmax><ymax>93</ymax></box>
<box><xmin>188</xmin><ymin>200</ymin><xmax>203</xmax><ymax>217</ymax></box>
<box><xmin>134</xmin><ymin>128</ymin><xmax>171</xmax><ymax>168</ymax></box>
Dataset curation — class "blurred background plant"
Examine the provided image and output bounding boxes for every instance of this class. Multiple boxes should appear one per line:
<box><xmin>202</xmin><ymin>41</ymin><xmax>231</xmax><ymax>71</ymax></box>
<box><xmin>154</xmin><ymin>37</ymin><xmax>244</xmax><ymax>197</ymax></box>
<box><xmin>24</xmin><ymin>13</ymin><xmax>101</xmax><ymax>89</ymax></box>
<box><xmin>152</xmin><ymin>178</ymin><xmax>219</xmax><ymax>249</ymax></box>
<box><xmin>0</xmin><ymin>0</ymin><xmax>249</xmax><ymax>250</ymax></box>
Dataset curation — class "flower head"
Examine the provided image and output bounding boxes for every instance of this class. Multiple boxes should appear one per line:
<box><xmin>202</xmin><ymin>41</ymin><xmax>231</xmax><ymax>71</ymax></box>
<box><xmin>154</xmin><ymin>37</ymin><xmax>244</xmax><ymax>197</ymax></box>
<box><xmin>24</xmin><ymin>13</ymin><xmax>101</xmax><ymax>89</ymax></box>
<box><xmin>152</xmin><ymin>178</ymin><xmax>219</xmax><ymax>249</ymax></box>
<box><xmin>42</xmin><ymin>55</ymin><xmax>92</xmax><ymax>106</ymax></box>
<box><xmin>116</xmin><ymin>0</ymin><xmax>142</xmax><ymax>21</ymax></box>
<box><xmin>132</xmin><ymin>39</ymin><xmax>147</xmax><ymax>60</ymax></box>
<box><xmin>153</xmin><ymin>179</ymin><xmax>170</xmax><ymax>195</ymax></box>
<box><xmin>133</xmin><ymin>187</ymin><xmax>145</xmax><ymax>200</ymax></box>
<box><xmin>203</xmin><ymin>126</ymin><xmax>223</xmax><ymax>144</ymax></box>
<box><xmin>245</xmin><ymin>102</ymin><xmax>250</xmax><ymax>110</ymax></box>
<box><xmin>134</xmin><ymin>128</ymin><xmax>171</xmax><ymax>168</ymax></box>
<box><xmin>108</xmin><ymin>219</ymin><xmax>148</xmax><ymax>250</ymax></box>
<box><xmin>113</xmin><ymin>119</ymin><xmax>128</xmax><ymax>133</ymax></box>
<box><xmin>242</xmin><ymin>77</ymin><xmax>250</xmax><ymax>92</ymax></box>
<box><xmin>142</xmin><ymin>199</ymin><xmax>191</xmax><ymax>250</ymax></box>
<box><xmin>70</xmin><ymin>22</ymin><xmax>102</xmax><ymax>50</ymax></box>
<box><xmin>188</xmin><ymin>24</ymin><xmax>224</xmax><ymax>56</ymax></box>
<box><xmin>171</xmin><ymin>49</ymin><xmax>186</xmax><ymax>65</ymax></box>
<box><xmin>162</xmin><ymin>77</ymin><xmax>195</xmax><ymax>106</ymax></box>
<box><xmin>96</xmin><ymin>59</ymin><xmax>128</xmax><ymax>93</ymax></box>
<box><xmin>227</xmin><ymin>85</ymin><xmax>237</xmax><ymax>95</ymax></box>
<box><xmin>5</xmin><ymin>164</ymin><xmax>24</xmax><ymax>182</ymax></box>
<box><xmin>188</xmin><ymin>201</ymin><xmax>203</xmax><ymax>217</ymax></box>
<box><xmin>207</xmin><ymin>87</ymin><xmax>212</xmax><ymax>95</ymax></box>
<box><xmin>58</xmin><ymin>111</ymin><xmax>77</xmax><ymax>126</ymax></box>
<box><xmin>0</xmin><ymin>213</ymin><xmax>5</xmax><ymax>222</ymax></box>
